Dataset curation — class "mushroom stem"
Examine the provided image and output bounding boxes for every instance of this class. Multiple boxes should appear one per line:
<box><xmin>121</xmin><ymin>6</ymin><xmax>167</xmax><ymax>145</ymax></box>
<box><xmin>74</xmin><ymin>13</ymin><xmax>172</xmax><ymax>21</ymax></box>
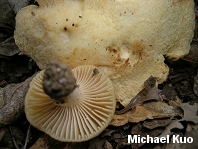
<box><xmin>42</xmin><ymin>60</ymin><xmax>77</xmax><ymax>103</ymax></box>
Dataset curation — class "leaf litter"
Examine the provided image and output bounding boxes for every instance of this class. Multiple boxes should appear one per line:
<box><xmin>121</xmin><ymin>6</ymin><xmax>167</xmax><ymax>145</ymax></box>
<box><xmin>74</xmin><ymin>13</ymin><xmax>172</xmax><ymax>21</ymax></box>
<box><xmin>0</xmin><ymin>0</ymin><xmax>198</xmax><ymax>149</ymax></box>
<box><xmin>0</xmin><ymin>75</ymin><xmax>34</xmax><ymax>127</ymax></box>
<box><xmin>180</xmin><ymin>102</ymin><xmax>198</xmax><ymax>124</ymax></box>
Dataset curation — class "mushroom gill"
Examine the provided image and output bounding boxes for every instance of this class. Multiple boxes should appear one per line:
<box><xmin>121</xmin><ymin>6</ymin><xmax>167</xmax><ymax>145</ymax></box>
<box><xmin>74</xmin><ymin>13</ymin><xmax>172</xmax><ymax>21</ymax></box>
<box><xmin>25</xmin><ymin>65</ymin><xmax>116</xmax><ymax>142</ymax></box>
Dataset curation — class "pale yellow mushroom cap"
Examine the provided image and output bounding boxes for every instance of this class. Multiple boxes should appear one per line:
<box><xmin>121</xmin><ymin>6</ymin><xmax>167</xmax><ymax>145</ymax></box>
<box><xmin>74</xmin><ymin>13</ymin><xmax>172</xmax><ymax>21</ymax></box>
<box><xmin>15</xmin><ymin>0</ymin><xmax>195</xmax><ymax>106</ymax></box>
<box><xmin>25</xmin><ymin>65</ymin><xmax>116</xmax><ymax>142</ymax></box>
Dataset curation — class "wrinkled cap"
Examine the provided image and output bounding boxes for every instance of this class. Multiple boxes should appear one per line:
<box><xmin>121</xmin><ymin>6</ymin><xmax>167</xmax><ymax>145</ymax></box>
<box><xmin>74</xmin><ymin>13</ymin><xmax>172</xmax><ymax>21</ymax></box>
<box><xmin>15</xmin><ymin>0</ymin><xmax>195</xmax><ymax>107</ymax></box>
<box><xmin>25</xmin><ymin>65</ymin><xmax>116</xmax><ymax>142</ymax></box>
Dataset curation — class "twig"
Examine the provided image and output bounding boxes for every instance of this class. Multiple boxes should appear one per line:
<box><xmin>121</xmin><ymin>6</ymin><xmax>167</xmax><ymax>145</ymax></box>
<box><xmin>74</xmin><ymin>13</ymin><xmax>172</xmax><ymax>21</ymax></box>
<box><xmin>24</xmin><ymin>124</ymin><xmax>31</xmax><ymax>149</ymax></box>
<box><xmin>9</xmin><ymin>126</ymin><xmax>20</xmax><ymax>149</ymax></box>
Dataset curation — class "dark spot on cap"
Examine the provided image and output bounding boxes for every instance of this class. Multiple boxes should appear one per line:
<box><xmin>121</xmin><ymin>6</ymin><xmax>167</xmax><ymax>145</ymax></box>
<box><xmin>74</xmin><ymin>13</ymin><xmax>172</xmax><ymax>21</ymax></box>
<box><xmin>31</xmin><ymin>12</ymin><xmax>35</xmax><ymax>16</ymax></box>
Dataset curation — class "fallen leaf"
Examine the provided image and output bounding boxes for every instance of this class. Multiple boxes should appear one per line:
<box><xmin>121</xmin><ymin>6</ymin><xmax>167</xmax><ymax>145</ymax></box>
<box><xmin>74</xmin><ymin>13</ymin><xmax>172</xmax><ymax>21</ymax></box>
<box><xmin>0</xmin><ymin>126</ymin><xmax>25</xmax><ymax>148</ymax></box>
<box><xmin>30</xmin><ymin>134</ymin><xmax>88</xmax><ymax>149</ymax></box>
<box><xmin>115</xmin><ymin>76</ymin><xmax>161</xmax><ymax>115</ymax></box>
<box><xmin>0</xmin><ymin>55</ymin><xmax>38</xmax><ymax>86</ymax></box>
<box><xmin>108</xmin><ymin>129</ymin><xmax>129</xmax><ymax>149</ymax></box>
<box><xmin>0</xmin><ymin>127</ymin><xmax>6</xmax><ymax>141</ymax></box>
<box><xmin>183</xmin><ymin>42</ymin><xmax>198</xmax><ymax>64</ymax></box>
<box><xmin>30</xmin><ymin>134</ymin><xmax>67</xmax><ymax>149</ymax></box>
<box><xmin>0</xmin><ymin>0</ymin><xmax>15</xmax><ymax>42</ymax></box>
<box><xmin>160</xmin><ymin>84</ymin><xmax>177</xmax><ymax>101</ymax></box>
<box><xmin>100</xmin><ymin>129</ymin><xmax>116</xmax><ymax>137</ymax></box>
<box><xmin>0</xmin><ymin>36</ymin><xmax>19</xmax><ymax>56</ymax></box>
<box><xmin>158</xmin><ymin>120</ymin><xmax>184</xmax><ymax>138</ymax></box>
<box><xmin>0</xmin><ymin>75</ymin><xmax>34</xmax><ymax>127</ymax></box>
<box><xmin>131</xmin><ymin>123</ymin><xmax>163</xmax><ymax>149</ymax></box>
<box><xmin>103</xmin><ymin>140</ymin><xmax>113</xmax><ymax>149</ymax></box>
<box><xmin>168</xmin><ymin>61</ymin><xmax>193</xmax><ymax>85</ymax></box>
<box><xmin>100</xmin><ymin>127</ymin><xmax>130</xmax><ymax>149</ymax></box>
<box><xmin>144</xmin><ymin>101</ymin><xmax>175</xmax><ymax>114</ymax></box>
<box><xmin>156</xmin><ymin>129</ymin><xmax>197</xmax><ymax>149</ymax></box>
<box><xmin>89</xmin><ymin>138</ymin><xmax>106</xmax><ymax>149</ymax></box>
<box><xmin>7</xmin><ymin>0</ymin><xmax>29</xmax><ymax>13</ymax></box>
<box><xmin>131</xmin><ymin>123</ymin><xmax>142</xmax><ymax>135</ymax></box>
<box><xmin>0</xmin><ymin>88</ymin><xmax>4</xmax><ymax>108</ymax></box>
<box><xmin>144</xmin><ymin>75</ymin><xmax>157</xmax><ymax>89</ymax></box>
<box><xmin>154</xmin><ymin>133</ymin><xmax>184</xmax><ymax>149</ymax></box>
<box><xmin>180</xmin><ymin>102</ymin><xmax>198</xmax><ymax>124</ymax></box>
<box><xmin>182</xmin><ymin>124</ymin><xmax>198</xmax><ymax>149</ymax></box>
<box><xmin>193</xmin><ymin>70</ymin><xmax>198</xmax><ymax>96</ymax></box>
<box><xmin>143</xmin><ymin>118</ymin><xmax>172</xmax><ymax>129</ymax></box>
<box><xmin>115</xmin><ymin>89</ymin><xmax>148</xmax><ymax>115</ymax></box>
<box><xmin>111</xmin><ymin>104</ymin><xmax>175</xmax><ymax>126</ymax></box>
<box><xmin>175</xmin><ymin>80</ymin><xmax>197</xmax><ymax>100</ymax></box>
<box><xmin>115</xmin><ymin>138</ymin><xmax>129</xmax><ymax>149</ymax></box>
<box><xmin>146</xmin><ymin>87</ymin><xmax>161</xmax><ymax>101</ymax></box>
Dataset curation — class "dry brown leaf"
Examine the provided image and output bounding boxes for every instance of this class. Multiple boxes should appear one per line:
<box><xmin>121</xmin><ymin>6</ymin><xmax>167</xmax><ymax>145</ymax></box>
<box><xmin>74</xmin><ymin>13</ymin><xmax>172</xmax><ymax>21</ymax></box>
<box><xmin>30</xmin><ymin>134</ymin><xmax>88</xmax><ymax>149</ymax></box>
<box><xmin>0</xmin><ymin>75</ymin><xmax>34</xmax><ymax>127</ymax></box>
<box><xmin>158</xmin><ymin>120</ymin><xmax>184</xmax><ymax>138</ymax></box>
<box><xmin>193</xmin><ymin>70</ymin><xmax>198</xmax><ymax>96</ymax></box>
<box><xmin>131</xmin><ymin>123</ymin><xmax>164</xmax><ymax>149</ymax></box>
<box><xmin>0</xmin><ymin>0</ymin><xmax>15</xmax><ymax>42</ymax></box>
<box><xmin>115</xmin><ymin>89</ymin><xmax>148</xmax><ymax>115</ymax></box>
<box><xmin>156</xmin><ymin>130</ymin><xmax>196</xmax><ymax>149</ymax></box>
<box><xmin>144</xmin><ymin>101</ymin><xmax>175</xmax><ymax>114</ymax></box>
<box><xmin>0</xmin><ymin>36</ymin><xmax>19</xmax><ymax>57</ymax></box>
<box><xmin>154</xmin><ymin>134</ymin><xmax>184</xmax><ymax>149</ymax></box>
<box><xmin>160</xmin><ymin>84</ymin><xmax>177</xmax><ymax>101</ymax></box>
<box><xmin>182</xmin><ymin>124</ymin><xmax>198</xmax><ymax>149</ymax></box>
<box><xmin>0</xmin><ymin>126</ymin><xmax>25</xmax><ymax>148</ymax></box>
<box><xmin>111</xmin><ymin>103</ymin><xmax>175</xmax><ymax>126</ymax></box>
<box><xmin>115</xmin><ymin>138</ymin><xmax>129</xmax><ymax>149</ymax></box>
<box><xmin>115</xmin><ymin>76</ymin><xmax>161</xmax><ymax>115</ymax></box>
<box><xmin>88</xmin><ymin>138</ymin><xmax>106</xmax><ymax>149</ymax></box>
<box><xmin>100</xmin><ymin>129</ymin><xmax>116</xmax><ymax>138</ymax></box>
<box><xmin>103</xmin><ymin>140</ymin><xmax>113</xmax><ymax>149</ymax></box>
<box><xmin>100</xmin><ymin>127</ymin><xmax>130</xmax><ymax>149</ymax></box>
<box><xmin>0</xmin><ymin>127</ymin><xmax>6</xmax><ymax>142</ymax></box>
<box><xmin>144</xmin><ymin>76</ymin><xmax>161</xmax><ymax>101</ymax></box>
<box><xmin>183</xmin><ymin>42</ymin><xmax>198</xmax><ymax>64</ymax></box>
<box><xmin>143</xmin><ymin>118</ymin><xmax>172</xmax><ymax>129</ymax></box>
<box><xmin>30</xmin><ymin>134</ymin><xmax>68</xmax><ymax>149</ymax></box>
<box><xmin>180</xmin><ymin>102</ymin><xmax>198</xmax><ymax>124</ymax></box>
<box><xmin>7</xmin><ymin>0</ymin><xmax>29</xmax><ymax>13</ymax></box>
<box><xmin>0</xmin><ymin>89</ymin><xmax>4</xmax><ymax>108</ymax></box>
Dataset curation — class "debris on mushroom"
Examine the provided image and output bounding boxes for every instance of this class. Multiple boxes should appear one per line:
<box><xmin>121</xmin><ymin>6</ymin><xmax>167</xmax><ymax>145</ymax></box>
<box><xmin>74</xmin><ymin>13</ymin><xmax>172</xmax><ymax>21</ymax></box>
<box><xmin>42</xmin><ymin>60</ymin><xmax>77</xmax><ymax>102</ymax></box>
<box><xmin>14</xmin><ymin>0</ymin><xmax>195</xmax><ymax>106</ymax></box>
<box><xmin>25</xmin><ymin>64</ymin><xmax>116</xmax><ymax>142</ymax></box>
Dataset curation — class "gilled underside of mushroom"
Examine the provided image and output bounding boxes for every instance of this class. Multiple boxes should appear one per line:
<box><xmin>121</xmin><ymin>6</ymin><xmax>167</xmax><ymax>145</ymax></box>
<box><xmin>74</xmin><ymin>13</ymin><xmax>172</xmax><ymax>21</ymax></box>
<box><xmin>25</xmin><ymin>62</ymin><xmax>116</xmax><ymax>142</ymax></box>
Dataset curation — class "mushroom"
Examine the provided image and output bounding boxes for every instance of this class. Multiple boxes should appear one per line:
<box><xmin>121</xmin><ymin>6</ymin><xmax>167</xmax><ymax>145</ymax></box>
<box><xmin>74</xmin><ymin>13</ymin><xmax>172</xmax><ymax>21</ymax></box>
<box><xmin>25</xmin><ymin>64</ymin><xmax>116</xmax><ymax>142</ymax></box>
<box><xmin>14</xmin><ymin>0</ymin><xmax>195</xmax><ymax>106</ymax></box>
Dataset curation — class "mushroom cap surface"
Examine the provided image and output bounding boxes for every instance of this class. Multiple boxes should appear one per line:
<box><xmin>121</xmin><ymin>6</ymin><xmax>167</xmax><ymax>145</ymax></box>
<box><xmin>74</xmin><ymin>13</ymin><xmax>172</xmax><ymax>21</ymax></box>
<box><xmin>25</xmin><ymin>65</ymin><xmax>116</xmax><ymax>142</ymax></box>
<box><xmin>15</xmin><ymin>0</ymin><xmax>195</xmax><ymax>106</ymax></box>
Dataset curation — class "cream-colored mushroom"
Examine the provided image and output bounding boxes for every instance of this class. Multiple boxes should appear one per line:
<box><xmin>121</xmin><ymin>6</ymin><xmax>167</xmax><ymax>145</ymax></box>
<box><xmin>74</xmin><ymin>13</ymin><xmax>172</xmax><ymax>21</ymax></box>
<box><xmin>25</xmin><ymin>65</ymin><xmax>116</xmax><ymax>142</ymax></box>
<box><xmin>14</xmin><ymin>0</ymin><xmax>195</xmax><ymax>106</ymax></box>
